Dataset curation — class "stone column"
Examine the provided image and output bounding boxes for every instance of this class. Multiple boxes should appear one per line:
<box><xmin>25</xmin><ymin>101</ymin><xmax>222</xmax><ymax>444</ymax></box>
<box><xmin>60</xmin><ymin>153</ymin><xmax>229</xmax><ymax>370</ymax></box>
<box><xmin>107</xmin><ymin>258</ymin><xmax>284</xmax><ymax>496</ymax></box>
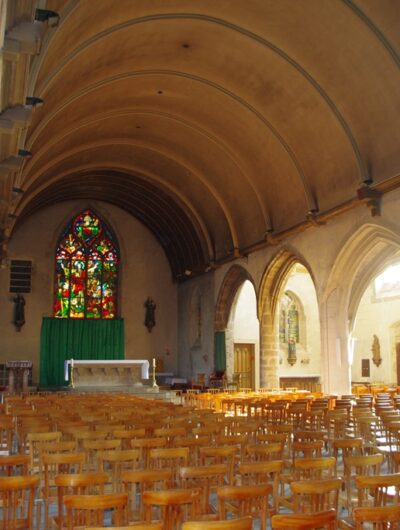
<box><xmin>260</xmin><ymin>309</ymin><xmax>279</xmax><ymax>388</ymax></box>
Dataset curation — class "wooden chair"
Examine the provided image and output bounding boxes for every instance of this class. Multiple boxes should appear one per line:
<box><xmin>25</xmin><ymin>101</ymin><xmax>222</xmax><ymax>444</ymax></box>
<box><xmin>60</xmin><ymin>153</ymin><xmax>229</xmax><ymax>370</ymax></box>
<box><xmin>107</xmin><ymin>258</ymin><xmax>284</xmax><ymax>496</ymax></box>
<box><xmin>64</xmin><ymin>493</ymin><xmax>128</xmax><ymax>529</ymax></box>
<box><xmin>112</xmin><ymin>429</ymin><xmax>146</xmax><ymax>449</ymax></box>
<box><xmin>182</xmin><ymin>515</ymin><xmax>252</xmax><ymax>530</ymax></box>
<box><xmin>173</xmin><ymin>436</ymin><xmax>209</xmax><ymax>466</ymax></box>
<box><xmin>217</xmin><ymin>483</ymin><xmax>273</xmax><ymax>530</ymax></box>
<box><xmin>0</xmin><ymin>415</ymin><xmax>14</xmax><ymax>452</ymax></box>
<box><xmin>85</xmin><ymin>523</ymin><xmax>163</xmax><ymax>530</ymax></box>
<box><xmin>0</xmin><ymin>454</ymin><xmax>30</xmax><ymax>476</ymax></box>
<box><xmin>355</xmin><ymin>473</ymin><xmax>400</xmax><ymax>507</ymax></box>
<box><xmin>291</xmin><ymin>477</ymin><xmax>343</xmax><ymax>513</ymax></box>
<box><xmin>153</xmin><ymin>428</ymin><xmax>187</xmax><ymax>447</ymax></box>
<box><xmin>353</xmin><ymin>505</ymin><xmax>400</xmax><ymax>529</ymax></box>
<box><xmin>26</xmin><ymin>431</ymin><xmax>62</xmax><ymax>473</ymax></box>
<box><xmin>149</xmin><ymin>447</ymin><xmax>189</xmax><ymax>484</ymax></box>
<box><xmin>98</xmin><ymin>449</ymin><xmax>141</xmax><ymax>492</ymax></box>
<box><xmin>82</xmin><ymin>439</ymin><xmax>122</xmax><ymax>471</ymax></box>
<box><xmin>53</xmin><ymin>472</ymin><xmax>108</xmax><ymax>530</ymax></box>
<box><xmin>272</xmin><ymin>509</ymin><xmax>337</xmax><ymax>530</ymax></box>
<box><xmin>142</xmin><ymin>489</ymin><xmax>201</xmax><ymax>530</ymax></box>
<box><xmin>179</xmin><ymin>464</ymin><xmax>227</xmax><ymax>515</ymax></box>
<box><xmin>0</xmin><ymin>475</ymin><xmax>39</xmax><ymax>530</ymax></box>
<box><xmin>42</xmin><ymin>452</ymin><xmax>87</xmax><ymax>529</ymax></box>
<box><xmin>332</xmin><ymin>438</ymin><xmax>363</xmax><ymax>473</ymax></box>
<box><xmin>343</xmin><ymin>453</ymin><xmax>384</xmax><ymax>512</ymax></box>
<box><xmin>238</xmin><ymin>460</ymin><xmax>283</xmax><ymax>512</ymax></box>
<box><xmin>280</xmin><ymin>457</ymin><xmax>336</xmax><ymax>511</ymax></box>
<box><xmin>121</xmin><ymin>469</ymin><xmax>173</xmax><ymax>522</ymax></box>
<box><xmin>245</xmin><ymin>442</ymin><xmax>283</xmax><ymax>462</ymax></box>
<box><xmin>130</xmin><ymin>438</ymin><xmax>167</xmax><ymax>468</ymax></box>
<box><xmin>199</xmin><ymin>446</ymin><xmax>238</xmax><ymax>485</ymax></box>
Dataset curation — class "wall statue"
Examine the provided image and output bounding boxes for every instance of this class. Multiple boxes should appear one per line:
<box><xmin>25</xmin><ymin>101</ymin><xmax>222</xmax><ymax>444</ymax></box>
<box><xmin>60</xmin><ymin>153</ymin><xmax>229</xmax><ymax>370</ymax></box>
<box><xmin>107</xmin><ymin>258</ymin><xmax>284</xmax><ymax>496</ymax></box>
<box><xmin>371</xmin><ymin>334</ymin><xmax>382</xmax><ymax>367</ymax></box>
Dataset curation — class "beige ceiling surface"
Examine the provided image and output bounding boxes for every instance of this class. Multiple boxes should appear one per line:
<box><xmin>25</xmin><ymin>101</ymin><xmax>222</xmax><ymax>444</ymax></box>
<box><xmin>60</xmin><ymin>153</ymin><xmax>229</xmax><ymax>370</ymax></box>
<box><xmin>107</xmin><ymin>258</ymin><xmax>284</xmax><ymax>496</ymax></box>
<box><xmin>2</xmin><ymin>0</ymin><xmax>400</xmax><ymax>279</ymax></box>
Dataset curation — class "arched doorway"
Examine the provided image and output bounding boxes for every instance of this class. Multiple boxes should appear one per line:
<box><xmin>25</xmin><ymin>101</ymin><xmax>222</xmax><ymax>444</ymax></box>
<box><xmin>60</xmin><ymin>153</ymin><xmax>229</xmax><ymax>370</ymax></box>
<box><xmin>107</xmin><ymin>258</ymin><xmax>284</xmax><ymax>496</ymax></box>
<box><xmin>351</xmin><ymin>263</ymin><xmax>400</xmax><ymax>386</ymax></box>
<box><xmin>324</xmin><ymin>223</ymin><xmax>400</xmax><ymax>395</ymax></box>
<box><xmin>258</xmin><ymin>250</ymin><xmax>319</xmax><ymax>389</ymax></box>
<box><xmin>276</xmin><ymin>264</ymin><xmax>321</xmax><ymax>391</ymax></box>
<box><xmin>214</xmin><ymin>266</ymin><xmax>258</xmax><ymax>389</ymax></box>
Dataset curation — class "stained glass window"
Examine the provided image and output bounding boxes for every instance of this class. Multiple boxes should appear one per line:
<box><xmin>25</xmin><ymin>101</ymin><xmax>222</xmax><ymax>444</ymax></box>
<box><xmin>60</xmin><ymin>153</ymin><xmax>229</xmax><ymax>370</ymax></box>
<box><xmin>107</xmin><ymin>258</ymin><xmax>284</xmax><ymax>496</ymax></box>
<box><xmin>54</xmin><ymin>210</ymin><xmax>119</xmax><ymax>319</ymax></box>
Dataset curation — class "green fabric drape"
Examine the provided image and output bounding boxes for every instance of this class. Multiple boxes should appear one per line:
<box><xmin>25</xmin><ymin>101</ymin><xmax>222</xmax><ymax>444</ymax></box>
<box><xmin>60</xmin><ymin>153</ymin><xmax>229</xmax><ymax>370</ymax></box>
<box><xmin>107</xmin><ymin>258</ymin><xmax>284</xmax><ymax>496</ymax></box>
<box><xmin>214</xmin><ymin>331</ymin><xmax>226</xmax><ymax>371</ymax></box>
<box><xmin>39</xmin><ymin>317</ymin><xmax>124</xmax><ymax>387</ymax></box>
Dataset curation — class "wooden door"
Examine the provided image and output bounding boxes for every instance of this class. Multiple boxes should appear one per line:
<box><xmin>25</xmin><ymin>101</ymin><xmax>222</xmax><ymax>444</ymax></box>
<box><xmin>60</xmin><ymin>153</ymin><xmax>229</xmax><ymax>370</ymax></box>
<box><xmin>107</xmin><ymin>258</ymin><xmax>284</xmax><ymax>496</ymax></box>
<box><xmin>396</xmin><ymin>343</ymin><xmax>400</xmax><ymax>385</ymax></box>
<box><xmin>233</xmin><ymin>343</ymin><xmax>255</xmax><ymax>390</ymax></box>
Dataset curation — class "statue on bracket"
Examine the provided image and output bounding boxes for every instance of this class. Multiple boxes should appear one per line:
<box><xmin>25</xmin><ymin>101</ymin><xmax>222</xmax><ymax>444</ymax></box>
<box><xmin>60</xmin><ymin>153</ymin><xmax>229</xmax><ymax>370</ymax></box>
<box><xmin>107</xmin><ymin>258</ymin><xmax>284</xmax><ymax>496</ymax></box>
<box><xmin>144</xmin><ymin>297</ymin><xmax>156</xmax><ymax>332</ymax></box>
<box><xmin>13</xmin><ymin>294</ymin><xmax>26</xmax><ymax>332</ymax></box>
<box><xmin>371</xmin><ymin>334</ymin><xmax>382</xmax><ymax>367</ymax></box>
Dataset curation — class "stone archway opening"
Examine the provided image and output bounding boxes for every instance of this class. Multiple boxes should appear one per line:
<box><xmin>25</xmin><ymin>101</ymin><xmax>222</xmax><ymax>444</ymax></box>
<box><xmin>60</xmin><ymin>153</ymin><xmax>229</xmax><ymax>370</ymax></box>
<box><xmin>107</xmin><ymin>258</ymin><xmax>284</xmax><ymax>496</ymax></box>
<box><xmin>351</xmin><ymin>262</ymin><xmax>400</xmax><ymax>387</ymax></box>
<box><xmin>276</xmin><ymin>264</ymin><xmax>321</xmax><ymax>392</ymax></box>
<box><xmin>258</xmin><ymin>250</ymin><xmax>319</xmax><ymax>389</ymax></box>
<box><xmin>214</xmin><ymin>266</ymin><xmax>258</xmax><ymax>388</ymax></box>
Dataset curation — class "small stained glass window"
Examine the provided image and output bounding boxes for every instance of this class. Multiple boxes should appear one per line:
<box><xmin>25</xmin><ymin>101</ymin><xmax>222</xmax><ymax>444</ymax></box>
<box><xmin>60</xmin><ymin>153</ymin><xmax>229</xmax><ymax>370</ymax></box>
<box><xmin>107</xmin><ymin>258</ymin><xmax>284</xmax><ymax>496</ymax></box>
<box><xmin>54</xmin><ymin>210</ymin><xmax>119</xmax><ymax>319</ymax></box>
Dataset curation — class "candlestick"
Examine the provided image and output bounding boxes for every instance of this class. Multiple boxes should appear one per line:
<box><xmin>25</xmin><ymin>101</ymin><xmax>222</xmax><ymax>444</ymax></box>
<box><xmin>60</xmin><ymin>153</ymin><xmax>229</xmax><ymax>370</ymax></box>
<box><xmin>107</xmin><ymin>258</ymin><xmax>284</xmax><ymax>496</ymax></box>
<box><xmin>152</xmin><ymin>357</ymin><xmax>158</xmax><ymax>389</ymax></box>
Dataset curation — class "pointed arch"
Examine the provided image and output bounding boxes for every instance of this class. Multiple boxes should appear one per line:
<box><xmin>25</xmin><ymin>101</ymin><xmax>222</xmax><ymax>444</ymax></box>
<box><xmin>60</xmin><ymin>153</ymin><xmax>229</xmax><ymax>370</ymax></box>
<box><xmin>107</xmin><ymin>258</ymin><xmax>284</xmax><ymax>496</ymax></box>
<box><xmin>54</xmin><ymin>209</ymin><xmax>119</xmax><ymax>319</ymax></box>
<box><xmin>214</xmin><ymin>265</ymin><xmax>255</xmax><ymax>331</ymax></box>
<box><xmin>322</xmin><ymin>223</ymin><xmax>400</xmax><ymax>394</ymax></box>
<box><xmin>258</xmin><ymin>248</ymin><xmax>316</xmax><ymax>388</ymax></box>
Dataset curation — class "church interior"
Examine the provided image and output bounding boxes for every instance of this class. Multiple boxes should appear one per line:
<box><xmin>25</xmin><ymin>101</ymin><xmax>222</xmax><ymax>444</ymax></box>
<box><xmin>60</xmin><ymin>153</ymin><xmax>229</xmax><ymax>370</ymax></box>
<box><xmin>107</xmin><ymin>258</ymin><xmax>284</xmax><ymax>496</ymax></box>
<box><xmin>1</xmin><ymin>1</ymin><xmax>400</xmax><ymax>528</ymax></box>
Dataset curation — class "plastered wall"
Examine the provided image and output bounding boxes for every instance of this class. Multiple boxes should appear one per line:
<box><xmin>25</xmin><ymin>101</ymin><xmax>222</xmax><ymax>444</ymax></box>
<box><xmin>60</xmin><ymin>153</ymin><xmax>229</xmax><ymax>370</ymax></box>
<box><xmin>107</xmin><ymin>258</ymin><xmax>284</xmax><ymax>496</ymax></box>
<box><xmin>0</xmin><ymin>201</ymin><xmax>178</xmax><ymax>384</ymax></box>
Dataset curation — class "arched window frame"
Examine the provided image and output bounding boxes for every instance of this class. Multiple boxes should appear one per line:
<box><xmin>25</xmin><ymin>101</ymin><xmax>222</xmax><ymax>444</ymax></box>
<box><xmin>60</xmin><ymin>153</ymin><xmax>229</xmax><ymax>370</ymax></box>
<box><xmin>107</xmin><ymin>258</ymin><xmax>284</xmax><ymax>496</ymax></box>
<box><xmin>53</xmin><ymin>209</ymin><xmax>119</xmax><ymax>319</ymax></box>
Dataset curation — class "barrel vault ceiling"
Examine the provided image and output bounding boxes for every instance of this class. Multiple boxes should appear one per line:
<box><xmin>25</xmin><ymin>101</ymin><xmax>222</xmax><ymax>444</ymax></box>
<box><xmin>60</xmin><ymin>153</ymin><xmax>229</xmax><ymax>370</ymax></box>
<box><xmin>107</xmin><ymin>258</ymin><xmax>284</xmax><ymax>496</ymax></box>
<box><xmin>1</xmin><ymin>0</ymin><xmax>400</xmax><ymax>279</ymax></box>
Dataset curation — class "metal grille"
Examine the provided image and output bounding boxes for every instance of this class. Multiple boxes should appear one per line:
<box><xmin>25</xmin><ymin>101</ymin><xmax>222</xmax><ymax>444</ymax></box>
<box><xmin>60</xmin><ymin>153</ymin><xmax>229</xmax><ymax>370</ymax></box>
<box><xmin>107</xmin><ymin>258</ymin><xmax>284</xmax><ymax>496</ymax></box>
<box><xmin>9</xmin><ymin>260</ymin><xmax>32</xmax><ymax>293</ymax></box>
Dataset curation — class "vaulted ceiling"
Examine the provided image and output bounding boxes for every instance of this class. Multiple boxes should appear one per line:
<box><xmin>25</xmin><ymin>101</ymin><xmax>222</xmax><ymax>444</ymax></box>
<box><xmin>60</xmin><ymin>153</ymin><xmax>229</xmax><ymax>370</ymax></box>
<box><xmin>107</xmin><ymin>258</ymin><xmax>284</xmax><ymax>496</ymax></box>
<box><xmin>1</xmin><ymin>0</ymin><xmax>400</xmax><ymax>279</ymax></box>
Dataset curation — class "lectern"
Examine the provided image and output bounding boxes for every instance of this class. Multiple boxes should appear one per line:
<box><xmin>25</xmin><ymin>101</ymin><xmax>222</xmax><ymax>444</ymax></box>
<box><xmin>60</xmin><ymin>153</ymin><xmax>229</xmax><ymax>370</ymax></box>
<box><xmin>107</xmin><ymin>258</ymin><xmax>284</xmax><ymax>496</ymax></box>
<box><xmin>6</xmin><ymin>361</ymin><xmax>32</xmax><ymax>394</ymax></box>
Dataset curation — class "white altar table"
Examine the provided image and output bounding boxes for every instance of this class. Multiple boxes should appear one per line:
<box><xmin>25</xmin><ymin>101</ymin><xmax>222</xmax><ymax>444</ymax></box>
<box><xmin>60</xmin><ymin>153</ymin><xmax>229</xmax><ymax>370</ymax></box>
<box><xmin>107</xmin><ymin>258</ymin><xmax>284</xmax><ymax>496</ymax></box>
<box><xmin>64</xmin><ymin>359</ymin><xmax>149</xmax><ymax>388</ymax></box>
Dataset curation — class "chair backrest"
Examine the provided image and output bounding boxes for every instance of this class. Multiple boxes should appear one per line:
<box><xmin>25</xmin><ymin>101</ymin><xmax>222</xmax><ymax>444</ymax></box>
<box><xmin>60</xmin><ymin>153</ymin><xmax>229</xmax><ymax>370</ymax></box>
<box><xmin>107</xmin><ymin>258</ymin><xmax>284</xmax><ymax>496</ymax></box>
<box><xmin>353</xmin><ymin>505</ymin><xmax>400</xmax><ymax>529</ymax></box>
<box><xmin>43</xmin><ymin>452</ymin><xmax>86</xmax><ymax>498</ymax></box>
<box><xmin>238</xmin><ymin>460</ymin><xmax>283</xmax><ymax>511</ymax></box>
<box><xmin>294</xmin><ymin>457</ymin><xmax>336</xmax><ymax>480</ymax></box>
<box><xmin>54</xmin><ymin>472</ymin><xmax>108</xmax><ymax>529</ymax></box>
<box><xmin>245</xmin><ymin>442</ymin><xmax>283</xmax><ymax>462</ymax></box>
<box><xmin>142</xmin><ymin>488</ymin><xmax>201</xmax><ymax>530</ymax></box>
<box><xmin>130</xmin><ymin>437</ymin><xmax>167</xmax><ymax>467</ymax></box>
<box><xmin>0</xmin><ymin>454</ymin><xmax>30</xmax><ymax>476</ymax></box>
<box><xmin>0</xmin><ymin>475</ymin><xmax>39</xmax><ymax>530</ymax></box>
<box><xmin>98</xmin><ymin>449</ymin><xmax>141</xmax><ymax>491</ymax></box>
<box><xmin>355</xmin><ymin>473</ymin><xmax>400</xmax><ymax>506</ymax></box>
<box><xmin>217</xmin><ymin>484</ymin><xmax>273</xmax><ymax>530</ymax></box>
<box><xmin>182</xmin><ymin>516</ymin><xmax>253</xmax><ymax>530</ymax></box>
<box><xmin>291</xmin><ymin>478</ymin><xmax>343</xmax><ymax>512</ymax></box>
<box><xmin>271</xmin><ymin>509</ymin><xmax>337</xmax><ymax>530</ymax></box>
<box><xmin>26</xmin><ymin>431</ymin><xmax>62</xmax><ymax>471</ymax></box>
<box><xmin>179</xmin><ymin>464</ymin><xmax>227</xmax><ymax>514</ymax></box>
<box><xmin>64</xmin><ymin>493</ymin><xmax>127</xmax><ymax>529</ymax></box>
<box><xmin>199</xmin><ymin>445</ymin><xmax>238</xmax><ymax>484</ymax></box>
<box><xmin>85</xmin><ymin>523</ymin><xmax>163</xmax><ymax>530</ymax></box>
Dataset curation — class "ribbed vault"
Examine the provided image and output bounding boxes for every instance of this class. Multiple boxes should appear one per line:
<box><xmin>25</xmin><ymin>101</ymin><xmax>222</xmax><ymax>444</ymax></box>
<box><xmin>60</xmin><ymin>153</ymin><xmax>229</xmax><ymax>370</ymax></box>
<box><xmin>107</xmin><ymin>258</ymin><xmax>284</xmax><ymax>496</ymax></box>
<box><xmin>1</xmin><ymin>0</ymin><xmax>400</xmax><ymax>279</ymax></box>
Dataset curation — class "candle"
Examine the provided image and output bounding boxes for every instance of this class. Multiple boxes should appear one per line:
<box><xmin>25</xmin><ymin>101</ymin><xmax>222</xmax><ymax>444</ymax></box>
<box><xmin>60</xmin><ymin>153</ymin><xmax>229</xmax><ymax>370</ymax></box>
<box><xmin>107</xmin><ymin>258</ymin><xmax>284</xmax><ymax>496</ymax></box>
<box><xmin>152</xmin><ymin>358</ymin><xmax>156</xmax><ymax>368</ymax></box>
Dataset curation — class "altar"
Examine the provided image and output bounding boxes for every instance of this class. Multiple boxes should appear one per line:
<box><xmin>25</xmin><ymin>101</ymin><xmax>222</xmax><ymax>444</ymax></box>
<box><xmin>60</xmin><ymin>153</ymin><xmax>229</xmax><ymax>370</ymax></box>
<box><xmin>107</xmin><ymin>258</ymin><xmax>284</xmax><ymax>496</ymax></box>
<box><xmin>64</xmin><ymin>359</ymin><xmax>150</xmax><ymax>389</ymax></box>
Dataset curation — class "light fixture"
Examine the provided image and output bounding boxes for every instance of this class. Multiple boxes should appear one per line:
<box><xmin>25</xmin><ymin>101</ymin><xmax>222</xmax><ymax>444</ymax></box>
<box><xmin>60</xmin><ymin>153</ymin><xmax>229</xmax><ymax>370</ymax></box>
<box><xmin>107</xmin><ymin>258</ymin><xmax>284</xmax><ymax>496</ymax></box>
<box><xmin>35</xmin><ymin>8</ymin><xmax>60</xmax><ymax>27</ymax></box>
<box><xmin>18</xmin><ymin>149</ymin><xmax>32</xmax><ymax>158</ymax></box>
<box><xmin>25</xmin><ymin>96</ymin><xmax>44</xmax><ymax>107</ymax></box>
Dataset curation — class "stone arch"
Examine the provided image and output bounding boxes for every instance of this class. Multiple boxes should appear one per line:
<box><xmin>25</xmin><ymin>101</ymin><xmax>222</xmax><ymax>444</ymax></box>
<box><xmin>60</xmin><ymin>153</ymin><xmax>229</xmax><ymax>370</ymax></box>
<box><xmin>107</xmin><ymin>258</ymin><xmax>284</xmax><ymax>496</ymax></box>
<box><xmin>214</xmin><ymin>265</ymin><xmax>257</xmax><ymax>385</ymax></box>
<box><xmin>323</xmin><ymin>223</ymin><xmax>400</xmax><ymax>394</ymax></box>
<box><xmin>214</xmin><ymin>265</ymin><xmax>255</xmax><ymax>331</ymax></box>
<box><xmin>258</xmin><ymin>248</ymin><xmax>315</xmax><ymax>388</ymax></box>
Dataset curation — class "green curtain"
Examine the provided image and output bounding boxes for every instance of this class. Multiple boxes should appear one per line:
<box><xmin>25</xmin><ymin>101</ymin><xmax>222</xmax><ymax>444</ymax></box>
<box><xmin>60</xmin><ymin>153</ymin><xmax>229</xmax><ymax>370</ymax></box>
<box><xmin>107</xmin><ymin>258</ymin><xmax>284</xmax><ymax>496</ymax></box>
<box><xmin>214</xmin><ymin>331</ymin><xmax>226</xmax><ymax>371</ymax></box>
<box><xmin>39</xmin><ymin>317</ymin><xmax>124</xmax><ymax>387</ymax></box>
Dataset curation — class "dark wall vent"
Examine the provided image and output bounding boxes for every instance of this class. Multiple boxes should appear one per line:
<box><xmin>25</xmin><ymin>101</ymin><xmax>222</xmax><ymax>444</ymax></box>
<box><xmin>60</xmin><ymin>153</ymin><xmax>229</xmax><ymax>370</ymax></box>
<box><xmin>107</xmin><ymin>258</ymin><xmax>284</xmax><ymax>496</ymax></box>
<box><xmin>9</xmin><ymin>260</ymin><xmax>32</xmax><ymax>293</ymax></box>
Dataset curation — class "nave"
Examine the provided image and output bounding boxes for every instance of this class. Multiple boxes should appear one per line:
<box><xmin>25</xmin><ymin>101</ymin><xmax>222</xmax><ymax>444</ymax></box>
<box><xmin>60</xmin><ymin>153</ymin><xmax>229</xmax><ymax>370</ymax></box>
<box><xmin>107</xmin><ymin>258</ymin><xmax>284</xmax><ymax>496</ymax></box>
<box><xmin>1</xmin><ymin>390</ymin><xmax>400</xmax><ymax>529</ymax></box>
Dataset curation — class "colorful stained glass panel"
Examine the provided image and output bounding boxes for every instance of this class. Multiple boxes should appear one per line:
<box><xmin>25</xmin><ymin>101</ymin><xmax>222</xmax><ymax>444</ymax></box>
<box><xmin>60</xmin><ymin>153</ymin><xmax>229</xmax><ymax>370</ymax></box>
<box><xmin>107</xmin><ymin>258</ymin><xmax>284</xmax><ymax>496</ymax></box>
<box><xmin>53</xmin><ymin>210</ymin><xmax>118</xmax><ymax>319</ymax></box>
